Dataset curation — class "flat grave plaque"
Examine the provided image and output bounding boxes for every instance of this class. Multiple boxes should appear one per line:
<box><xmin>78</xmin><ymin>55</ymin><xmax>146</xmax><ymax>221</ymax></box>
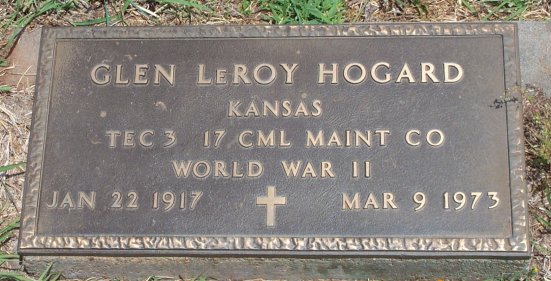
<box><xmin>19</xmin><ymin>24</ymin><xmax>529</xmax><ymax>279</ymax></box>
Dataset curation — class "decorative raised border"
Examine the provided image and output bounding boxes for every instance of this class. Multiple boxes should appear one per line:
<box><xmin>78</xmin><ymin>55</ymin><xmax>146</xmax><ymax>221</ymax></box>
<box><xmin>19</xmin><ymin>24</ymin><xmax>528</xmax><ymax>254</ymax></box>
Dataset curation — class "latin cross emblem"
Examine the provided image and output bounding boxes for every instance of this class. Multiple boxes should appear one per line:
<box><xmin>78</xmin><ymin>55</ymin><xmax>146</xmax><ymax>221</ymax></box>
<box><xmin>256</xmin><ymin>186</ymin><xmax>286</xmax><ymax>227</ymax></box>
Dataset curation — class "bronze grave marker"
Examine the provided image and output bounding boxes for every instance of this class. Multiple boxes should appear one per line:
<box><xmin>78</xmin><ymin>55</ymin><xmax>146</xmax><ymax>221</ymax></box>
<box><xmin>19</xmin><ymin>24</ymin><xmax>529</xmax><ymax>279</ymax></box>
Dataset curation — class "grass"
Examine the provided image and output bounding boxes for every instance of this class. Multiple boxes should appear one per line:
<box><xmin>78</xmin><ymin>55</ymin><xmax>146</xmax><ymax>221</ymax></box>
<box><xmin>0</xmin><ymin>218</ymin><xmax>23</xmax><ymax>281</ymax></box>
<box><xmin>0</xmin><ymin>263</ymin><xmax>61</xmax><ymax>281</ymax></box>
<box><xmin>1</xmin><ymin>0</ymin><xmax>75</xmax><ymax>51</ymax></box>
<box><xmin>0</xmin><ymin>86</ymin><xmax>11</xmax><ymax>93</ymax></box>
<box><xmin>0</xmin><ymin>216</ymin><xmax>60</xmax><ymax>281</ymax></box>
<box><xmin>0</xmin><ymin>218</ymin><xmax>19</xmax><ymax>267</ymax></box>
<box><xmin>0</xmin><ymin>0</ymin><xmax>216</xmax><ymax>57</ymax></box>
<box><xmin>524</xmin><ymin>87</ymin><xmax>551</xmax><ymax>280</ymax></box>
<box><xmin>0</xmin><ymin>164</ymin><xmax>23</xmax><ymax>274</ymax></box>
<box><xmin>394</xmin><ymin>0</ymin><xmax>430</xmax><ymax>17</ymax></box>
<box><xmin>378</xmin><ymin>0</ymin><xmax>549</xmax><ymax>21</ymax></box>
<box><xmin>0</xmin><ymin>0</ymin><xmax>549</xmax><ymax>60</ymax></box>
<box><xmin>0</xmin><ymin>163</ymin><xmax>25</xmax><ymax>174</ymax></box>
<box><xmin>534</xmin><ymin>189</ymin><xmax>551</xmax><ymax>230</ymax></box>
<box><xmin>478</xmin><ymin>0</ymin><xmax>533</xmax><ymax>20</ymax></box>
<box><xmin>259</xmin><ymin>0</ymin><xmax>346</xmax><ymax>24</ymax></box>
<box><xmin>0</xmin><ymin>57</ymin><xmax>12</xmax><ymax>92</ymax></box>
<box><xmin>489</xmin><ymin>267</ymin><xmax>539</xmax><ymax>281</ymax></box>
<box><xmin>525</xmin><ymin>89</ymin><xmax>551</xmax><ymax>231</ymax></box>
<box><xmin>524</xmin><ymin>89</ymin><xmax>551</xmax><ymax>192</ymax></box>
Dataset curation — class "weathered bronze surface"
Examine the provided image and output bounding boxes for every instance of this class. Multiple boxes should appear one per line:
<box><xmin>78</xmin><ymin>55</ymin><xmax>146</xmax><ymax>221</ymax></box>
<box><xmin>20</xmin><ymin>24</ymin><xmax>528</xmax><ymax>268</ymax></box>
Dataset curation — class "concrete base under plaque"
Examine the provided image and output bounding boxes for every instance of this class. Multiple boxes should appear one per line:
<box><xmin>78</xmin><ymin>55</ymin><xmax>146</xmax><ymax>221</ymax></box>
<box><xmin>23</xmin><ymin>256</ymin><xmax>529</xmax><ymax>280</ymax></box>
